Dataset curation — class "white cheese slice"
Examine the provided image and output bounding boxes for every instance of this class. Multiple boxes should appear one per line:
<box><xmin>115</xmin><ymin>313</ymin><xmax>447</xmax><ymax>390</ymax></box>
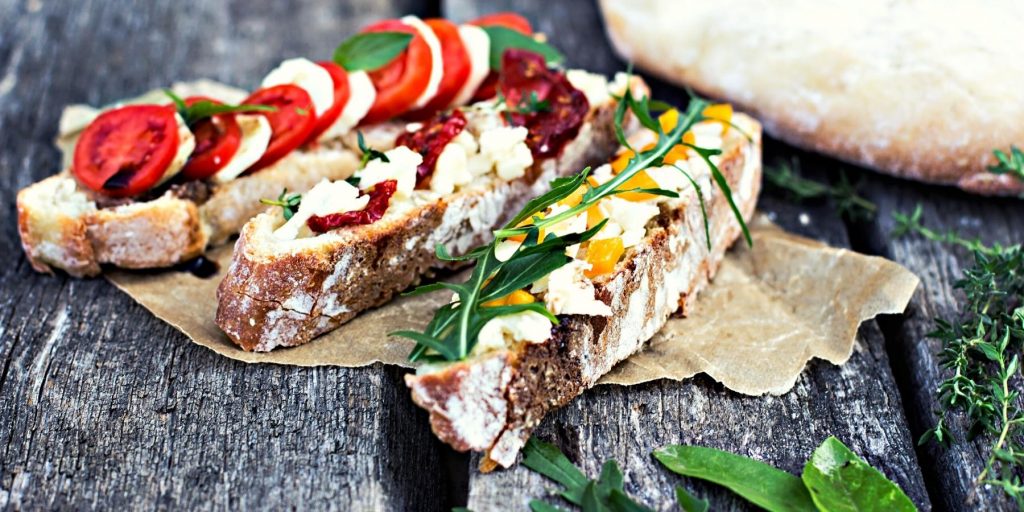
<box><xmin>474</xmin><ymin>310</ymin><xmax>553</xmax><ymax>355</ymax></box>
<box><xmin>401</xmin><ymin>16</ymin><xmax>444</xmax><ymax>109</ymax></box>
<box><xmin>274</xmin><ymin>179</ymin><xmax>370</xmax><ymax>240</ymax></box>
<box><xmin>211</xmin><ymin>114</ymin><xmax>272</xmax><ymax>183</ymax></box>
<box><xmin>319</xmin><ymin>70</ymin><xmax>377</xmax><ymax>141</ymax></box>
<box><xmin>158</xmin><ymin>113</ymin><xmax>196</xmax><ymax>185</ymax></box>
<box><xmin>262</xmin><ymin>58</ymin><xmax>335</xmax><ymax>118</ymax></box>
<box><xmin>451</xmin><ymin>24</ymin><xmax>491</xmax><ymax>107</ymax></box>
<box><xmin>357</xmin><ymin>145</ymin><xmax>423</xmax><ymax>200</ymax></box>
<box><xmin>534</xmin><ymin>260</ymin><xmax>612</xmax><ymax>317</ymax></box>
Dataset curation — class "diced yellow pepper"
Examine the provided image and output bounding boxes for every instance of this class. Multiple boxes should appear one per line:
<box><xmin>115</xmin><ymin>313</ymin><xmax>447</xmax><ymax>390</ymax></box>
<box><xmin>482</xmin><ymin>289</ymin><xmax>536</xmax><ymax>308</ymax></box>
<box><xmin>702</xmin><ymin>103</ymin><xmax>732</xmax><ymax>134</ymax></box>
<box><xmin>616</xmin><ymin>170</ymin><xmax>660</xmax><ymax>202</ymax></box>
<box><xmin>584</xmin><ymin>237</ymin><xmax>625</xmax><ymax>279</ymax></box>
<box><xmin>586</xmin><ymin>202</ymin><xmax>605</xmax><ymax>229</ymax></box>
<box><xmin>658</xmin><ymin>108</ymin><xmax>679</xmax><ymax>133</ymax></box>
<box><xmin>558</xmin><ymin>185</ymin><xmax>587</xmax><ymax>208</ymax></box>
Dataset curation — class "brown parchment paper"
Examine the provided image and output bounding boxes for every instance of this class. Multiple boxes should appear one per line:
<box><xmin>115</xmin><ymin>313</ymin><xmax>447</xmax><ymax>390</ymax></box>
<box><xmin>106</xmin><ymin>216</ymin><xmax>919</xmax><ymax>396</ymax></box>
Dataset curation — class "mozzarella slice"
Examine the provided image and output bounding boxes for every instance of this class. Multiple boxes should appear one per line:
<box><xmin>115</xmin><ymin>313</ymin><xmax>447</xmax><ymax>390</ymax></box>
<box><xmin>401</xmin><ymin>16</ymin><xmax>444</xmax><ymax>109</ymax></box>
<box><xmin>212</xmin><ymin>114</ymin><xmax>272</xmax><ymax>183</ymax></box>
<box><xmin>274</xmin><ymin>179</ymin><xmax>370</xmax><ymax>240</ymax></box>
<box><xmin>357</xmin><ymin>145</ymin><xmax>423</xmax><ymax>200</ymax></box>
<box><xmin>158</xmin><ymin>113</ymin><xmax>196</xmax><ymax>185</ymax></box>
<box><xmin>262</xmin><ymin>58</ymin><xmax>334</xmax><ymax>118</ymax></box>
<box><xmin>451</xmin><ymin>24</ymin><xmax>491</xmax><ymax>107</ymax></box>
<box><xmin>319</xmin><ymin>70</ymin><xmax>377</xmax><ymax>141</ymax></box>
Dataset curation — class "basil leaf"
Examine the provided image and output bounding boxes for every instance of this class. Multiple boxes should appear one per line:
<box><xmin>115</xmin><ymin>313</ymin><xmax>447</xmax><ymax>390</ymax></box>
<box><xmin>183</xmin><ymin>100</ymin><xmax>274</xmax><ymax>126</ymax></box>
<box><xmin>333</xmin><ymin>31</ymin><xmax>413</xmax><ymax>72</ymax></box>
<box><xmin>653</xmin><ymin>445</ymin><xmax>817</xmax><ymax>512</ymax></box>
<box><xmin>801</xmin><ymin>437</ymin><xmax>917</xmax><ymax>512</ymax></box>
<box><xmin>481</xmin><ymin>26</ymin><xmax>563</xmax><ymax>70</ymax></box>
<box><xmin>674</xmin><ymin>486</ymin><xmax>708</xmax><ymax>512</ymax></box>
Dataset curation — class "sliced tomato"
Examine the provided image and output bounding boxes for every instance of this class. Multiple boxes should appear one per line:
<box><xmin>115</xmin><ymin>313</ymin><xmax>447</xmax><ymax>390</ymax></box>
<box><xmin>469</xmin><ymin>12</ymin><xmax>533</xmax><ymax>33</ymax></box>
<box><xmin>404</xmin><ymin>19</ymin><xmax>471</xmax><ymax>120</ymax></box>
<box><xmin>72</xmin><ymin>104</ymin><xmax>181</xmax><ymax>197</ymax></box>
<box><xmin>244</xmin><ymin>84</ymin><xmax>316</xmax><ymax>172</ymax></box>
<box><xmin>360</xmin><ymin>19</ymin><xmax>434</xmax><ymax>125</ymax></box>
<box><xmin>180</xmin><ymin>96</ymin><xmax>243</xmax><ymax>181</ymax></box>
<box><xmin>469</xmin><ymin>13</ymin><xmax>533</xmax><ymax>102</ymax></box>
<box><xmin>306</xmin><ymin>61</ymin><xmax>352</xmax><ymax>142</ymax></box>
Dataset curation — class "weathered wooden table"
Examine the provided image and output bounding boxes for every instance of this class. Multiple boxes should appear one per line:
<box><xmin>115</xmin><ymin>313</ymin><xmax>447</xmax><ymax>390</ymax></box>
<box><xmin>1</xmin><ymin>0</ymin><xmax>1020</xmax><ymax>510</ymax></box>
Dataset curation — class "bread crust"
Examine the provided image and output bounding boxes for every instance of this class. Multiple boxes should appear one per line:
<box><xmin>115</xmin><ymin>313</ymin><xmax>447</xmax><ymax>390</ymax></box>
<box><xmin>599</xmin><ymin>0</ymin><xmax>1024</xmax><ymax>195</ymax></box>
<box><xmin>216</xmin><ymin>103</ymin><xmax>624</xmax><ymax>352</ymax></box>
<box><xmin>405</xmin><ymin>114</ymin><xmax>762</xmax><ymax>469</ymax></box>
<box><xmin>17</xmin><ymin>148</ymin><xmax>359</xmax><ymax>277</ymax></box>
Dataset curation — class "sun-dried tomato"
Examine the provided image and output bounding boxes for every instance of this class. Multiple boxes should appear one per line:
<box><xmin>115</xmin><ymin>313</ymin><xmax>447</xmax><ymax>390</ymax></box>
<box><xmin>306</xmin><ymin>180</ymin><xmax>398</xmax><ymax>233</ymax></box>
<box><xmin>498</xmin><ymin>49</ymin><xmax>589</xmax><ymax>159</ymax></box>
<box><xmin>395</xmin><ymin>109</ymin><xmax>468</xmax><ymax>186</ymax></box>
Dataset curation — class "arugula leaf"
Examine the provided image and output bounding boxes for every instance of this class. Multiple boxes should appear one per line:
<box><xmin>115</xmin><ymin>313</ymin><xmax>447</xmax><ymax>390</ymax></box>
<box><xmin>801</xmin><ymin>437</ymin><xmax>916</xmax><ymax>512</ymax></box>
<box><xmin>163</xmin><ymin>89</ymin><xmax>274</xmax><ymax>127</ymax></box>
<box><xmin>530</xmin><ymin>501</ymin><xmax>570</xmax><ymax>512</ymax></box>
<box><xmin>503</xmin><ymin>170</ymin><xmax>591</xmax><ymax>230</ymax></box>
<box><xmin>260</xmin><ymin>189</ymin><xmax>302</xmax><ymax>221</ymax></box>
<box><xmin>481</xmin><ymin>26</ymin><xmax>563</xmax><ymax>70</ymax></box>
<box><xmin>988</xmin><ymin>145</ymin><xmax>1024</xmax><ymax>182</ymax></box>
<box><xmin>653</xmin><ymin>445</ymin><xmax>817</xmax><ymax>512</ymax></box>
<box><xmin>673</xmin><ymin>487</ymin><xmax>708</xmax><ymax>512</ymax></box>
<box><xmin>684</xmin><ymin>143</ymin><xmax>752</xmax><ymax>247</ymax></box>
<box><xmin>333</xmin><ymin>31</ymin><xmax>413</xmax><ymax>72</ymax></box>
<box><xmin>523</xmin><ymin>438</ymin><xmax>653</xmax><ymax>512</ymax></box>
<box><xmin>522</xmin><ymin>437</ymin><xmax>589</xmax><ymax>501</ymax></box>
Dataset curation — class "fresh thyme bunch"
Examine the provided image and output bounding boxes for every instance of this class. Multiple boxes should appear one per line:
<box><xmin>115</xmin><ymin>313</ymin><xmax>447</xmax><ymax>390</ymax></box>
<box><xmin>394</xmin><ymin>86</ymin><xmax>750</xmax><ymax>363</ymax></box>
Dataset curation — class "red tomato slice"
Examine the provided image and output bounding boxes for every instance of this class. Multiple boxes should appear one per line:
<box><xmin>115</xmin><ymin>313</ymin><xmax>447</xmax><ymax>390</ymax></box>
<box><xmin>469</xmin><ymin>12</ymin><xmax>533</xmax><ymax>33</ymax></box>
<box><xmin>469</xmin><ymin>13</ymin><xmax>534</xmax><ymax>102</ymax></box>
<box><xmin>244</xmin><ymin>84</ymin><xmax>316</xmax><ymax>172</ymax></box>
<box><xmin>72</xmin><ymin>104</ymin><xmax>181</xmax><ymax>197</ymax></box>
<box><xmin>360</xmin><ymin>19</ymin><xmax>433</xmax><ymax>125</ymax></box>
<box><xmin>404</xmin><ymin>19</ymin><xmax>471</xmax><ymax>120</ymax></box>
<box><xmin>306</xmin><ymin>61</ymin><xmax>352</xmax><ymax>142</ymax></box>
<box><xmin>180</xmin><ymin>96</ymin><xmax>243</xmax><ymax>181</ymax></box>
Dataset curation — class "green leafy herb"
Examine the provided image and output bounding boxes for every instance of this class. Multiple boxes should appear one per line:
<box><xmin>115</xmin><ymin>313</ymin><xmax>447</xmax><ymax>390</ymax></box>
<box><xmin>164</xmin><ymin>89</ymin><xmax>274</xmax><ymax>128</ymax></box>
<box><xmin>333</xmin><ymin>31</ymin><xmax>413</xmax><ymax>72</ymax></box>
<box><xmin>498</xmin><ymin>90</ymin><xmax>553</xmax><ymax>122</ymax></box>
<box><xmin>764</xmin><ymin>158</ymin><xmax>877</xmax><ymax>221</ymax></box>
<box><xmin>897</xmin><ymin>208</ymin><xmax>1024</xmax><ymax>505</ymax></box>
<box><xmin>260</xmin><ymin>188</ymin><xmax>302</xmax><ymax>221</ymax></box>
<box><xmin>653</xmin><ymin>445</ymin><xmax>817</xmax><ymax>512</ymax></box>
<box><xmin>802</xmin><ymin>437</ymin><xmax>916</xmax><ymax>511</ymax></box>
<box><xmin>988</xmin><ymin>145</ymin><xmax>1024</xmax><ymax>182</ymax></box>
<box><xmin>673</xmin><ymin>486</ymin><xmax>708</xmax><ymax>512</ymax></box>
<box><xmin>523</xmin><ymin>437</ymin><xmax>653</xmax><ymax>512</ymax></box>
<box><xmin>394</xmin><ymin>83</ymin><xmax>751</xmax><ymax>362</ymax></box>
<box><xmin>357</xmin><ymin>131</ymin><xmax>390</xmax><ymax>169</ymax></box>
<box><xmin>481</xmin><ymin>26</ymin><xmax>563</xmax><ymax>70</ymax></box>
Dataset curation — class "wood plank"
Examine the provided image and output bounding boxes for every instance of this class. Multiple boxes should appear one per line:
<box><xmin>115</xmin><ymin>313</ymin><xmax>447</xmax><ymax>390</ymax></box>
<box><xmin>856</xmin><ymin>171</ymin><xmax>1024</xmax><ymax>510</ymax></box>
<box><xmin>445</xmin><ymin>1</ymin><xmax>931</xmax><ymax>509</ymax></box>
<box><xmin>0</xmin><ymin>1</ymin><xmax>464</xmax><ymax>510</ymax></box>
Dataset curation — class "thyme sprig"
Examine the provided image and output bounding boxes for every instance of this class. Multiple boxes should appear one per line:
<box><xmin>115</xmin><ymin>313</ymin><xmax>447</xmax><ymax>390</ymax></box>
<box><xmin>764</xmin><ymin>158</ymin><xmax>876</xmax><ymax>221</ymax></box>
<box><xmin>988</xmin><ymin>145</ymin><xmax>1024</xmax><ymax>182</ymax></box>
<box><xmin>394</xmin><ymin>84</ymin><xmax>751</xmax><ymax>363</ymax></box>
<box><xmin>894</xmin><ymin>206</ymin><xmax>1024</xmax><ymax>506</ymax></box>
<box><xmin>260</xmin><ymin>188</ymin><xmax>301</xmax><ymax>220</ymax></box>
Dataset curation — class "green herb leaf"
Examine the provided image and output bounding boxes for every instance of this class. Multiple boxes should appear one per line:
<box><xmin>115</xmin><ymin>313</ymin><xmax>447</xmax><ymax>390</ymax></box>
<box><xmin>522</xmin><ymin>438</ymin><xmax>589</xmax><ymax>497</ymax></box>
<box><xmin>801</xmin><ymin>436</ymin><xmax>917</xmax><ymax>512</ymax></box>
<box><xmin>764</xmin><ymin>158</ymin><xmax>876</xmax><ymax>222</ymax></box>
<box><xmin>523</xmin><ymin>438</ymin><xmax>652</xmax><ymax>511</ymax></box>
<box><xmin>481</xmin><ymin>26</ymin><xmax>563</xmax><ymax>70</ymax></box>
<box><xmin>685</xmin><ymin>144</ymin><xmax>752</xmax><ymax>247</ymax></box>
<box><xmin>163</xmin><ymin>89</ymin><xmax>274</xmax><ymax>127</ymax></box>
<box><xmin>260</xmin><ymin>189</ymin><xmax>302</xmax><ymax>221</ymax></box>
<box><xmin>357</xmin><ymin>131</ymin><xmax>390</xmax><ymax>169</ymax></box>
<box><xmin>653</xmin><ymin>445</ymin><xmax>817</xmax><ymax>512</ymax></box>
<box><xmin>674</xmin><ymin>486</ymin><xmax>708</xmax><ymax>512</ymax></box>
<box><xmin>333</xmin><ymin>31</ymin><xmax>413</xmax><ymax>72</ymax></box>
<box><xmin>529</xmin><ymin>501</ymin><xmax>569</xmax><ymax>512</ymax></box>
<box><xmin>987</xmin><ymin>145</ymin><xmax>1024</xmax><ymax>182</ymax></box>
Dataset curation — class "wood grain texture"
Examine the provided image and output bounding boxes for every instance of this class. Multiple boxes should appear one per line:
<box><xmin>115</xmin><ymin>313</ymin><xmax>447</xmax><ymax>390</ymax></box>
<box><xmin>0</xmin><ymin>1</ymin><xmax>464</xmax><ymax>510</ymax></box>
<box><xmin>448</xmin><ymin>1</ymin><xmax>931</xmax><ymax>510</ymax></box>
<box><xmin>857</xmin><ymin>172</ymin><xmax>1024</xmax><ymax>511</ymax></box>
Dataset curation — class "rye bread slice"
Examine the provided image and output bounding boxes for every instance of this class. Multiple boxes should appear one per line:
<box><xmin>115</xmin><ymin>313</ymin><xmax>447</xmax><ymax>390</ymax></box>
<box><xmin>216</xmin><ymin>101</ymin><xmax>626</xmax><ymax>352</ymax></box>
<box><xmin>405</xmin><ymin>114</ymin><xmax>762</xmax><ymax>469</ymax></box>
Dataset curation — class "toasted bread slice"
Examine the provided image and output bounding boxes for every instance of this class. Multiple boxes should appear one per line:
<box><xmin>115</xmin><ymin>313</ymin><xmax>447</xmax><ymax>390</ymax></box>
<box><xmin>404</xmin><ymin>113</ymin><xmax>762</xmax><ymax>469</ymax></box>
<box><xmin>215</xmin><ymin>77</ymin><xmax>639</xmax><ymax>352</ymax></box>
<box><xmin>16</xmin><ymin>81</ymin><xmax>362</xmax><ymax>277</ymax></box>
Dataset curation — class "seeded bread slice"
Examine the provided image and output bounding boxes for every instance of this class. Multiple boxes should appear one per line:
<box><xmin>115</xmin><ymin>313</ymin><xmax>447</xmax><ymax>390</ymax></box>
<box><xmin>216</xmin><ymin>100</ymin><xmax>627</xmax><ymax>352</ymax></box>
<box><xmin>404</xmin><ymin>113</ymin><xmax>762</xmax><ymax>470</ymax></box>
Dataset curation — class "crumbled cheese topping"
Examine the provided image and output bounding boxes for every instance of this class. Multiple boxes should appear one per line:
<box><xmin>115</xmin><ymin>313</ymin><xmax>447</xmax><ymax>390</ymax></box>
<box><xmin>473</xmin><ymin>310</ymin><xmax>553</xmax><ymax>356</ymax></box>
<box><xmin>431</xmin><ymin>132</ymin><xmax>476</xmax><ymax>195</ymax></box>
<box><xmin>532</xmin><ymin>260</ymin><xmax>612</xmax><ymax>316</ymax></box>
<box><xmin>597</xmin><ymin>196</ymin><xmax>660</xmax><ymax>248</ymax></box>
<box><xmin>273</xmin><ymin>179</ymin><xmax>369</xmax><ymax>240</ymax></box>
<box><xmin>470</xmin><ymin>126</ymin><xmax>534</xmax><ymax>180</ymax></box>
<box><xmin>566</xmin><ymin>69</ymin><xmax>611</xmax><ymax>107</ymax></box>
<box><xmin>357</xmin><ymin>145</ymin><xmax>423</xmax><ymax>199</ymax></box>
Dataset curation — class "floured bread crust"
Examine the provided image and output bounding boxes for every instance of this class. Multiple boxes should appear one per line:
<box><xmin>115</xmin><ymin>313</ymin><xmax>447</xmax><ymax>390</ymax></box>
<box><xmin>216</xmin><ymin>103</ymin><xmax>624</xmax><ymax>352</ymax></box>
<box><xmin>406</xmin><ymin>114</ymin><xmax>762</xmax><ymax>469</ymax></box>
<box><xmin>600</xmin><ymin>0</ymin><xmax>1024</xmax><ymax>195</ymax></box>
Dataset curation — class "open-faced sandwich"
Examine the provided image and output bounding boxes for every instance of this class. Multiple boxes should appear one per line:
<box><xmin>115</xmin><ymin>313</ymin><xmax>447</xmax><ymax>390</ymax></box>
<box><xmin>215</xmin><ymin>48</ymin><xmax>646</xmax><ymax>351</ymax></box>
<box><xmin>402</xmin><ymin>91</ymin><xmax>762</xmax><ymax>469</ymax></box>
<box><xmin>16</xmin><ymin>13</ymin><xmax>552</xmax><ymax>277</ymax></box>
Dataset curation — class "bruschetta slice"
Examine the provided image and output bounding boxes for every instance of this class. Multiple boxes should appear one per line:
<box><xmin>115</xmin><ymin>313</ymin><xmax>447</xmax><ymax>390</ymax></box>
<box><xmin>403</xmin><ymin>99</ymin><xmax>762</xmax><ymax>469</ymax></box>
<box><xmin>215</xmin><ymin>52</ymin><xmax>645</xmax><ymax>352</ymax></box>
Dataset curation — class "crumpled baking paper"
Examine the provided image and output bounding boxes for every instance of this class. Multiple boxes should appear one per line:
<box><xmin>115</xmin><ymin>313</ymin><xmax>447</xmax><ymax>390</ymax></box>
<box><xmin>106</xmin><ymin>216</ymin><xmax>918</xmax><ymax>396</ymax></box>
